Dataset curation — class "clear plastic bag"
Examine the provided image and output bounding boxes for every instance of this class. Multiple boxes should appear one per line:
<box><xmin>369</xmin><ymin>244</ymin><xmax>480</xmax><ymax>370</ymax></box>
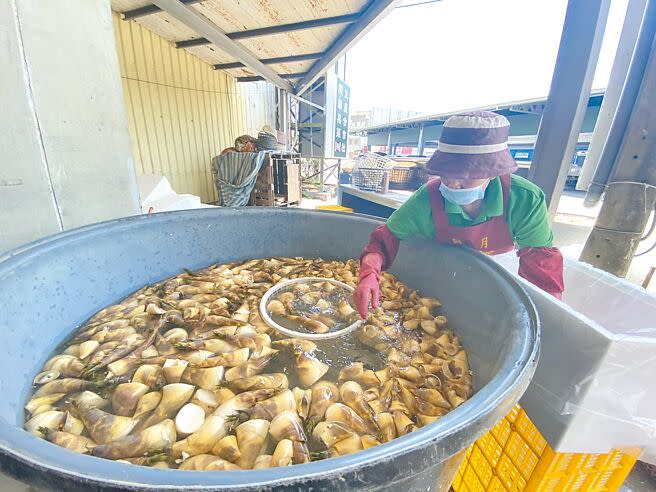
<box><xmin>494</xmin><ymin>254</ymin><xmax>656</xmax><ymax>465</ymax></box>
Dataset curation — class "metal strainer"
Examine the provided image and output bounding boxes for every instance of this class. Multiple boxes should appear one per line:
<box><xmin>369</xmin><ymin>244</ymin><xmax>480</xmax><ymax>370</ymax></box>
<box><xmin>259</xmin><ymin>277</ymin><xmax>364</xmax><ymax>340</ymax></box>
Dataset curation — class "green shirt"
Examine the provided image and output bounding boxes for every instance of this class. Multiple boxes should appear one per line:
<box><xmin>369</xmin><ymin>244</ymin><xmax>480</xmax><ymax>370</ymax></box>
<box><xmin>386</xmin><ymin>175</ymin><xmax>553</xmax><ymax>249</ymax></box>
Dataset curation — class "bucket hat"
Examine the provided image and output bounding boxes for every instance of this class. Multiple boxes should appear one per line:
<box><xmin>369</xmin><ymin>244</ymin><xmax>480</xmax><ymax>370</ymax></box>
<box><xmin>426</xmin><ymin>111</ymin><xmax>518</xmax><ymax>178</ymax></box>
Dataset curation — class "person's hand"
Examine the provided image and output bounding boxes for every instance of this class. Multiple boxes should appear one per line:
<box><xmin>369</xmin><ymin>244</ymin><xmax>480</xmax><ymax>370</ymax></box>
<box><xmin>353</xmin><ymin>253</ymin><xmax>384</xmax><ymax>319</ymax></box>
<box><xmin>353</xmin><ymin>273</ymin><xmax>380</xmax><ymax>319</ymax></box>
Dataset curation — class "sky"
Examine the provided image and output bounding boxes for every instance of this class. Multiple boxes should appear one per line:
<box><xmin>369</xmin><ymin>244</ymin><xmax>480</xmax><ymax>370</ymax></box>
<box><xmin>345</xmin><ymin>0</ymin><xmax>629</xmax><ymax>115</ymax></box>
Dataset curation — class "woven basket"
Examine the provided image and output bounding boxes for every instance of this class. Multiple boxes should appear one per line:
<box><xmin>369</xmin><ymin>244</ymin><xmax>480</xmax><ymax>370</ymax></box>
<box><xmin>388</xmin><ymin>167</ymin><xmax>421</xmax><ymax>190</ymax></box>
<box><xmin>357</xmin><ymin>152</ymin><xmax>396</xmax><ymax>170</ymax></box>
<box><xmin>256</xmin><ymin>131</ymin><xmax>278</xmax><ymax>151</ymax></box>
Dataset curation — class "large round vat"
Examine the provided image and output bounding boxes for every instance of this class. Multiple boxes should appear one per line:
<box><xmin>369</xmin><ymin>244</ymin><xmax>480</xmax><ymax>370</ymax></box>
<box><xmin>0</xmin><ymin>208</ymin><xmax>539</xmax><ymax>491</ymax></box>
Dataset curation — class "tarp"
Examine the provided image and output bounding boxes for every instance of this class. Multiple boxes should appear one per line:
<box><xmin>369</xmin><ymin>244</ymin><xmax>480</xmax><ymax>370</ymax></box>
<box><xmin>211</xmin><ymin>151</ymin><xmax>266</xmax><ymax>207</ymax></box>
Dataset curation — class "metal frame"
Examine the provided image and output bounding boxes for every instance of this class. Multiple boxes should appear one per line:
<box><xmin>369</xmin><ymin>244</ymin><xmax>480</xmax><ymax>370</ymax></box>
<box><xmin>527</xmin><ymin>0</ymin><xmax>611</xmax><ymax>218</ymax></box>
<box><xmin>295</xmin><ymin>0</ymin><xmax>402</xmax><ymax>95</ymax></box>
<box><xmin>121</xmin><ymin>0</ymin><xmax>202</xmax><ymax>19</ymax></box>
<box><xmin>150</xmin><ymin>0</ymin><xmax>294</xmax><ymax>91</ymax></box>
<box><xmin>124</xmin><ymin>0</ymin><xmax>399</xmax><ymax>95</ymax></box>
<box><xmin>289</xmin><ymin>93</ymin><xmax>325</xmax><ymax>112</ymax></box>
<box><xmin>214</xmin><ymin>52</ymin><xmax>325</xmax><ymax>70</ymax></box>
<box><xmin>175</xmin><ymin>14</ymin><xmax>359</xmax><ymax>48</ymax></box>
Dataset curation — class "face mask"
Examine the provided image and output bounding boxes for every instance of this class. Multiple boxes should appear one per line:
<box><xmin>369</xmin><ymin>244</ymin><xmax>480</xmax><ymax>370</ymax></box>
<box><xmin>439</xmin><ymin>181</ymin><xmax>487</xmax><ymax>205</ymax></box>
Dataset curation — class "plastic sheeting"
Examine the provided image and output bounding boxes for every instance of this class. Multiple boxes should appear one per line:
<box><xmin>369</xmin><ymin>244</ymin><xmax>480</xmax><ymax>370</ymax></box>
<box><xmin>494</xmin><ymin>253</ymin><xmax>656</xmax><ymax>464</ymax></box>
<box><xmin>211</xmin><ymin>151</ymin><xmax>266</xmax><ymax>207</ymax></box>
<box><xmin>137</xmin><ymin>174</ymin><xmax>214</xmax><ymax>213</ymax></box>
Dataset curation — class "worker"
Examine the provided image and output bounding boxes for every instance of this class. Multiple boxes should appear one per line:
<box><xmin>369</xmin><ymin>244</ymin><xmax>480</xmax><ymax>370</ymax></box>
<box><xmin>353</xmin><ymin>111</ymin><xmax>564</xmax><ymax>318</ymax></box>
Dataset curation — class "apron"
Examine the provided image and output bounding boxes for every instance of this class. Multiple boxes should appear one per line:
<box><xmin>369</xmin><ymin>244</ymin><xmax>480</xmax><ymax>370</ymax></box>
<box><xmin>427</xmin><ymin>174</ymin><xmax>515</xmax><ymax>255</ymax></box>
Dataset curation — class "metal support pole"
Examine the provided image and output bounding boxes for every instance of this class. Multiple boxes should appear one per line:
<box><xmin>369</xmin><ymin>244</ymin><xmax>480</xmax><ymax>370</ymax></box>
<box><xmin>277</xmin><ymin>89</ymin><xmax>290</xmax><ymax>151</ymax></box>
<box><xmin>580</xmin><ymin>35</ymin><xmax>656</xmax><ymax>276</ymax></box>
<box><xmin>417</xmin><ymin>124</ymin><xmax>425</xmax><ymax>156</ymax></box>
<box><xmin>387</xmin><ymin>131</ymin><xmax>392</xmax><ymax>154</ymax></box>
<box><xmin>527</xmin><ymin>0</ymin><xmax>611</xmax><ymax>219</ymax></box>
<box><xmin>577</xmin><ymin>0</ymin><xmax>648</xmax><ymax>191</ymax></box>
<box><xmin>584</xmin><ymin>0</ymin><xmax>656</xmax><ymax>204</ymax></box>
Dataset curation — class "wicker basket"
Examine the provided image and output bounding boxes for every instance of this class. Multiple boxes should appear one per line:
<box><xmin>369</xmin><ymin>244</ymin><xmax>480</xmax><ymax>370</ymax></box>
<box><xmin>416</xmin><ymin>165</ymin><xmax>432</xmax><ymax>186</ymax></box>
<box><xmin>256</xmin><ymin>131</ymin><xmax>279</xmax><ymax>151</ymax></box>
<box><xmin>388</xmin><ymin>167</ymin><xmax>421</xmax><ymax>190</ymax></box>
<box><xmin>352</xmin><ymin>167</ymin><xmax>390</xmax><ymax>193</ymax></box>
<box><xmin>357</xmin><ymin>152</ymin><xmax>396</xmax><ymax>170</ymax></box>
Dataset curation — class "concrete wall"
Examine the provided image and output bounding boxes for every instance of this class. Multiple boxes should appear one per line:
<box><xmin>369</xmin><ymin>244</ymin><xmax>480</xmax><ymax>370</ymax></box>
<box><xmin>1</xmin><ymin>0</ymin><xmax>140</xmax><ymax>254</ymax></box>
<box><xmin>113</xmin><ymin>12</ymin><xmax>250</xmax><ymax>203</ymax></box>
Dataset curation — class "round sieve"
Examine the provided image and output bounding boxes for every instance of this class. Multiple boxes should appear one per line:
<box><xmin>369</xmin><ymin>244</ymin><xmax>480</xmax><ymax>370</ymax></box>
<box><xmin>259</xmin><ymin>277</ymin><xmax>364</xmax><ymax>340</ymax></box>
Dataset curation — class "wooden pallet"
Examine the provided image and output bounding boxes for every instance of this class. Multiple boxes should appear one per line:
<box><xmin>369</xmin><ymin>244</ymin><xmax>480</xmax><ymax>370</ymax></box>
<box><xmin>250</xmin><ymin>152</ymin><xmax>302</xmax><ymax>207</ymax></box>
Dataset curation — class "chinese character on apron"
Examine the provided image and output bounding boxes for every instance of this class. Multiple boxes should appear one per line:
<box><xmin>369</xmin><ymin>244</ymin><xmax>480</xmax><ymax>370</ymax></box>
<box><xmin>427</xmin><ymin>174</ymin><xmax>515</xmax><ymax>255</ymax></box>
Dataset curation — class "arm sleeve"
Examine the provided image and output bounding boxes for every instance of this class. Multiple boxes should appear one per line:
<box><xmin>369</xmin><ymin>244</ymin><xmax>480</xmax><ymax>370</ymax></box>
<box><xmin>508</xmin><ymin>177</ymin><xmax>563</xmax><ymax>298</ymax></box>
<box><xmin>518</xmin><ymin>246</ymin><xmax>564</xmax><ymax>299</ymax></box>
<box><xmin>360</xmin><ymin>185</ymin><xmax>436</xmax><ymax>271</ymax></box>
<box><xmin>361</xmin><ymin>225</ymin><xmax>400</xmax><ymax>271</ymax></box>
<box><xmin>508</xmin><ymin>183</ymin><xmax>554</xmax><ymax>249</ymax></box>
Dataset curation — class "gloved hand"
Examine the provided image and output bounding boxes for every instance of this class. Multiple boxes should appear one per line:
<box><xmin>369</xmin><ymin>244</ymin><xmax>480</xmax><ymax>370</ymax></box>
<box><xmin>353</xmin><ymin>253</ymin><xmax>383</xmax><ymax>319</ymax></box>
<box><xmin>517</xmin><ymin>247</ymin><xmax>564</xmax><ymax>300</ymax></box>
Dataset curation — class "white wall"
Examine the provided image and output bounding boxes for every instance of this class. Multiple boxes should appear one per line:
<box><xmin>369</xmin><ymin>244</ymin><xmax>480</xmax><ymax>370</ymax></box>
<box><xmin>1</xmin><ymin>0</ymin><xmax>140</xmax><ymax>253</ymax></box>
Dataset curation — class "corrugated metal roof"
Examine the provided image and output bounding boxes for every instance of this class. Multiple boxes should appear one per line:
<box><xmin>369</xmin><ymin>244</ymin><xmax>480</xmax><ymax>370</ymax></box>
<box><xmin>111</xmin><ymin>0</ymin><xmax>370</xmax><ymax>81</ymax></box>
<box><xmin>355</xmin><ymin>89</ymin><xmax>606</xmax><ymax>134</ymax></box>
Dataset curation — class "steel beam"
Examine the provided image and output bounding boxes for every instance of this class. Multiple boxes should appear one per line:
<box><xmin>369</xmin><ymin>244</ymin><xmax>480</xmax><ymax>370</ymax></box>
<box><xmin>214</xmin><ymin>52</ymin><xmax>324</xmax><ymax>71</ymax></box>
<box><xmin>236</xmin><ymin>73</ymin><xmax>306</xmax><ymax>83</ymax></box>
<box><xmin>175</xmin><ymin>14</ymin><xmax>359</xmax><ymax>49</ymax></box>
<box><xmin>151</xmin><ymin>0</ymin><xmax>293</xmax><ymax>92</ymax></box>
<box><xmin>289</xmin><ymin>93</ymin><xmax>325</xmax><ymax>112</ymax></box>
<box><xmin>174</xmin><ymin>38</ymin><xmax>212</xmax><ymax>49</ymax></box>
<box><xmin>295</xmin><ymin>0</ymin><xmax>402</xmax><ymax>95</ymax></box>
<box><xmin>527</xmin><ymin>0</ymin><xmax>610</xmax><ymax>219</ymax></box>
<box><xmin>122</xmin><ymin>0</ymin><xmax>202</xmax><ymax>20</ymax></box>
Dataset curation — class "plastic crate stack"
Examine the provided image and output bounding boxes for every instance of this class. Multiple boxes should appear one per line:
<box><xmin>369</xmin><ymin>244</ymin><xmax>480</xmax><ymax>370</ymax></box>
<box><xmin>452</xmin><ymin>404</ymin><xmax>636</xmax><ymax>492</ymax></box>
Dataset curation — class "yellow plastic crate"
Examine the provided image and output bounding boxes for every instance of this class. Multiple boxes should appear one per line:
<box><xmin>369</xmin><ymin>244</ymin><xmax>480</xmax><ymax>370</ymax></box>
<box><xmin>452</xmin><ymin>404</ymin><xmax>637</xmax><ymax>492</ymax></box>
<box><xmin>315</xmin><ymin>205</ymin><xmax>353</xmax><ymax>212</ymax></box>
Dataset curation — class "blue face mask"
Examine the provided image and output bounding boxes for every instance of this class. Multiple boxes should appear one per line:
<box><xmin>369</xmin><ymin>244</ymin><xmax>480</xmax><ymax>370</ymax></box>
<box><xmin>439</xmin><ymin>181</ymin><xmax>487</xmax><ymax>205</ymax></box>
